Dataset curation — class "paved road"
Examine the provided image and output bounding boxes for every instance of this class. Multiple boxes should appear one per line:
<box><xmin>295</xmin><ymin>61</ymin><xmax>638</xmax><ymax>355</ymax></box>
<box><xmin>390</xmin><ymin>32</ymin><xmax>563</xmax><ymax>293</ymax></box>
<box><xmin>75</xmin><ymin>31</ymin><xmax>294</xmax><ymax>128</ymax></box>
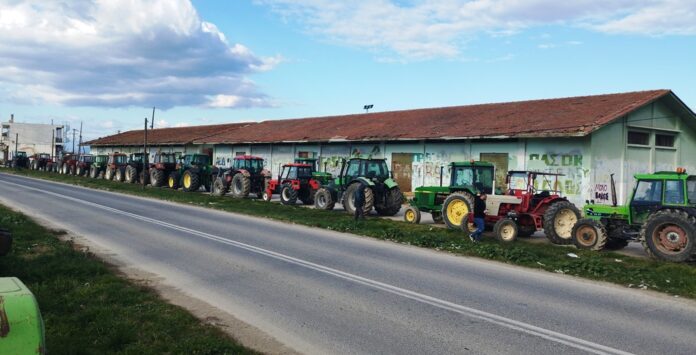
<box><xmin>2</xmin><ymin>172</ymin><xmax>695</xmax><ymax>355</ymax></box>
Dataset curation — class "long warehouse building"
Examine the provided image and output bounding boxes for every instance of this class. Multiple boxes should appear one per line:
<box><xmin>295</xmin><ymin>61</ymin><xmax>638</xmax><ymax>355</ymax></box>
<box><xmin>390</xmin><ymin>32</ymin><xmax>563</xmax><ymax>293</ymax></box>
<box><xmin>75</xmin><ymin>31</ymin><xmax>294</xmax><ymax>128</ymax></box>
<box><xmin>87</xmin><ymin>89</ymin><xmax>696</xmax><ymax>207</ymax></box>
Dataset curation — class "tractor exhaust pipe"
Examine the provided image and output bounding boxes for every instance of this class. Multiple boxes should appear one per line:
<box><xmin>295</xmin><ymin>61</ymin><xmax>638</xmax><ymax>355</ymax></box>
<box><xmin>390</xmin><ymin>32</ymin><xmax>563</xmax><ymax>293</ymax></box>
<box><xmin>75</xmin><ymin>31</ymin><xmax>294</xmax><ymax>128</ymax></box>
<box><xmin>610</xmin><ymin>173</ymin><xmax>617</xmax><ymax>207</ymax></box>
<box><xmin>439</xmin><ymin>166</ymin><xmax>444</xmax><ymax>187</ymax></box>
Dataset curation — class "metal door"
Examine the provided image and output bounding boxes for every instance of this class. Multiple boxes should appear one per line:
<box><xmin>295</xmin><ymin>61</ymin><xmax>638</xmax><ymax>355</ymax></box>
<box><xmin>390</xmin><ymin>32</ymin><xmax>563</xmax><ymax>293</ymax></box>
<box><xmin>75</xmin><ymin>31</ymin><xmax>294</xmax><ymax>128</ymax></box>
<box><xmin>391</xmin><ymin>153</ymin><xmax>413</xmax><ymax>192</ymax></box>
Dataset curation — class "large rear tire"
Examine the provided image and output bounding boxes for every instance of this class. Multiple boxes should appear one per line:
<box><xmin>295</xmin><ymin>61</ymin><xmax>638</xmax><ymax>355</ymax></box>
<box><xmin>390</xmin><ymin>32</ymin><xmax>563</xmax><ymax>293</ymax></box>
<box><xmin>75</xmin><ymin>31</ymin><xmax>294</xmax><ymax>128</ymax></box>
<box><xmin>89</xmin><ymin>165</ymin><xmax>98</xmax><ymax>179</ymax></box>
<box><xmin>571</xmin><ymin>218</ymin><xmax>608</xmax><ymax>251</ymax></box>
<box><xmin>375</xmin><ymin>187</ymin><xmax>403</xmax><ymax>216</ymax></box>
<box><xmin>105</xmin><ymin>168</ymin><xmax>114</xmax><ymax>181</ymax></box>
<box><xmin>280</xmin><ymin>184</ymin><xmax>298</xmax><ymax>205</ymax></box>
<box><xmin>230</xmin><ymin>173</ymin><xmax>250</xmax><ymax>198</ymax></box>
<box><xmin>343</xmin><ymin>183</ymin><xmax>374</xmax><ymax>215</ymax></box>
<box><xmin>150</xmin><ymin>169</ymin><xmax>165</xmax><ymax>187</ymax></box>
<box><xmin>543</xmin><ymin>200</ymin><xmax>581</xmax><ymax>245</ymax></box>
<box><xmin>641</xmin><ymin>209</ymin><xmax>696</xmax><ymax>262</ymax></box>
<box><xmin>441</xmin><ymin>192</ymin><xmax>474</xmax><ymax>229</ymax></box>
<box><xmin>125</xmin><ymin>166</ymin><xmax>137</xmax><ymax>183</ymax></box>
<box><xmin>182</xmin><ymin>170</ymin><xmax>200</xmax><ymax>192</ymax></box>
<box><xmin>314</xmin><ymin>188</ymin><xmax>335</xmax><ymax>210</ymax></box>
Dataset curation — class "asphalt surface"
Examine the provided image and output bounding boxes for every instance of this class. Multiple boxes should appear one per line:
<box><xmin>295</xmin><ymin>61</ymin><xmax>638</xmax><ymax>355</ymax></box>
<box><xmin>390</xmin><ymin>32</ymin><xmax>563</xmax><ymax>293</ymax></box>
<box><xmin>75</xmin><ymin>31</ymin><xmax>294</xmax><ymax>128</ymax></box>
<box><xmin>2</xmin><ymin>172</ymin><xmax>696</xmax><ymax>355</ymax></box>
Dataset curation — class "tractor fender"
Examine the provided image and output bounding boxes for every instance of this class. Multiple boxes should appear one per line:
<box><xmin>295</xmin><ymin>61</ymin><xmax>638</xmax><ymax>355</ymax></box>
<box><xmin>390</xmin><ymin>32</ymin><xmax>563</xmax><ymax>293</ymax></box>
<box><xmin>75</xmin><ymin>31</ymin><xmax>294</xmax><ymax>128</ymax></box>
<box><xmin>383</xmin><ymin>178</ymin><xmax>399</xmax><ymax>189</ymax></box>
<box><xmin>533</xmin><ymin>196</ymin><xmax>569</xmax><ymax>214</ymax></box>
<box><xmin>309</xmin><ymin>179</ymin><xmax>320</xmax><ymax>190</ymax></box>
<box><xmin>237</xmin><ymin>169</ymin><xmax>251</xmax><ymax>177</ymax></box>
<box><xmin>355</xmin><ymin>177</ymin><xmax>375</xmax><ymax>186</ymax></box>
<box><xmin>267</xmin><ymin>179</ymin><xmax>279</xmax><ymax>192</ymax></box>
<box><xmin>291</xmin><ymin>180</ymin><xmax>301</xmax><ymax>190</ymax></box>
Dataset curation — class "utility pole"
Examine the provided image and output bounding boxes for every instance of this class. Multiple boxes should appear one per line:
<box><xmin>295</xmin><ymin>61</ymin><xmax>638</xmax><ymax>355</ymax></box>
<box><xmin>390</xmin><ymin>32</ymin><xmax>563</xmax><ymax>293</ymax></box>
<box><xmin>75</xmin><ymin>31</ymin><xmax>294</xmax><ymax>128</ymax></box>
<box><xmin>143</xmin><ymin>117</ymin><xmax>148</xmax><ymax>190</ymax></box>
<box><xmin>71</xmin><ymin>129</ymin><xmax>77</xmax><ymax>154</ymax></box>
<box><xmin>151</xmin><ymin>107</ymin><xmax>155</xmax><ymax>130</ymax></box>
<box><xmin>78</xmin><ymin>122</ymin><xmax>83</xmax><ymax>158</ymax></box>
<box><xmin>51</xmin><ymin>128</ymin><xmax>55</xmax><ymax>161</ymax></box>
<box><xmin>14</xmin><ymin>133</ymin><xmax>18</xmax><ymax>158</ymax></box>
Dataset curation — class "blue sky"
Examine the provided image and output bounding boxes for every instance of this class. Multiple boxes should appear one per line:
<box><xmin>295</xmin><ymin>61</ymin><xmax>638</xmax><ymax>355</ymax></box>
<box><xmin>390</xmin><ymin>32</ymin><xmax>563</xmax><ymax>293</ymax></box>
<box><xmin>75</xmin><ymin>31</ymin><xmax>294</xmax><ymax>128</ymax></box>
<box><xmin>0</xmin><ymin>1</ymin><xmax>695</xmax><ymax>140</ymax></box>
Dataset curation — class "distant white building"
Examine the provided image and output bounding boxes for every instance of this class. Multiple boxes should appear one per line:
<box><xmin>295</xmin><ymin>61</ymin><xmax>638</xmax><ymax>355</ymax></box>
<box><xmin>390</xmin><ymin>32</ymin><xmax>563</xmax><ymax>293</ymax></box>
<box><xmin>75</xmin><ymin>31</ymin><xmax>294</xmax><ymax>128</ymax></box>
<box><xmin>0</xmin><ymin>114</ymin><xmax>65</xmax><ymax>162</ymax></box>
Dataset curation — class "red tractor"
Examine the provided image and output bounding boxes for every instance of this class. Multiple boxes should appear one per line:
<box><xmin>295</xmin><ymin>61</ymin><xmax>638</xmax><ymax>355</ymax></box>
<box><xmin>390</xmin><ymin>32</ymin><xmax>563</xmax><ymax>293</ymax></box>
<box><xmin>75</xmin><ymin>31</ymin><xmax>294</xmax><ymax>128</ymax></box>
<box><xmin>104</xmin><ymin>153</ymin><xmax>129</xmax><ymax>181</ymax></box>
<box><xmin>75</xmin><ymin>155</ymin><xmax>94</xmax><ymax>176</ymax></box>
<box><xmin>263</xmin><ymin>163</ymin><xmax>321</xmax><ymax>205</ymax></box>
<box><xmin>29</xmin><ymin>153</ymin><xmax>52</xmax><ymax>171</ymax></box>
<box><xmin>473</xmin><ymin>171</ymin><xmax>581</xmax><ymax>244</ymax></box>
<box><xmin>58</xmin><ymin>154</ymin><xmax>78</xmax><ymax>175</ymax></box>
<box><xmin>212</xmin><ymin>155</ymin><xmax>271</xmax><ymax>198</ymax></box>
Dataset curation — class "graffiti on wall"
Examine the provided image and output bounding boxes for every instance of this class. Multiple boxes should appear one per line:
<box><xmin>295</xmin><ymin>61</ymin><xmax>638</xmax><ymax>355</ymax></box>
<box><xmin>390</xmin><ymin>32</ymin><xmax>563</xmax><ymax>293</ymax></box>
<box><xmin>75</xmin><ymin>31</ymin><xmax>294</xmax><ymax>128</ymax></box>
<box><xmin>527</xmin><ymin>153</ymin><xmax>590</xmax><ymax>197</ymax></box>
<box><xmin>412</xmin><ymin>152</ymin><xmax>454</xmax><ymax>188</ymax></box>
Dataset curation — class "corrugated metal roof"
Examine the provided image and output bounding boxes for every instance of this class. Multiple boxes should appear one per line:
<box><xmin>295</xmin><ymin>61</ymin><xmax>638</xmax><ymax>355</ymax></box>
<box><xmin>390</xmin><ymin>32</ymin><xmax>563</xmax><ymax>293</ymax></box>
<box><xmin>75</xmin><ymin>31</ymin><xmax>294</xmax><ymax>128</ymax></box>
<box><xmin>88</xmin><ymin>90</ymin><xmax>674</xmax><ymax>147</ymax></box>
<box><xmin>87</xmin><ymin>122</ymin><xmax>251</xmax><ymax>146</ymax></box>
<box><xmin>196</xmin><ymin>90</ymin><xmax>671</xmax><ymax>144</ymax></box>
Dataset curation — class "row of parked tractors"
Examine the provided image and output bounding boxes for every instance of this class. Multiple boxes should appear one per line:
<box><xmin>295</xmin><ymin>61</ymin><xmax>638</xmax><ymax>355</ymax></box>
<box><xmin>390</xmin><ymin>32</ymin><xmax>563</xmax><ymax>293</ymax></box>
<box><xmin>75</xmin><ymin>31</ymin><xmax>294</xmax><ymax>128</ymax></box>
<box><xmin>19</xmin><ymin>151</ymin><xmax>405</xmax><ymax>217</ymax></box>
<box><xmin>405</xmin><ymin>161</ymin><xmax>696</xmax><ymax>263</ymax></box>
<box><xmin>11</xmin><ymin>151</ymin><xmax>696</xmax><ymax>262</ymax></box>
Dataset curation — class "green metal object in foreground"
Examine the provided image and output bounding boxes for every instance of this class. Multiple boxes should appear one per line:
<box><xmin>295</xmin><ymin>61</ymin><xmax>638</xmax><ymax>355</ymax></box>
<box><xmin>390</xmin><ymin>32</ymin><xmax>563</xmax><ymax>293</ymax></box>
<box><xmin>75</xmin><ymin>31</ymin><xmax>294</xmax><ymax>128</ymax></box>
<box><xmin>406</xmin><ymin>161</ymin><xmax>495</xmax><ymax>228</ymax></box>
<box><xmin>294</xmin><ymin>157</ymin><xmax>333</xmax><ymax>185</ymax></box>
<box><xmin>0</xmin><ymin>277</ymin><xmax>45</xmax><ymax>354</ymax></box>
<box><xmin>574</xmin><ymin>170</ymin><xmax>696</xmax><ymax>262</ymax></box>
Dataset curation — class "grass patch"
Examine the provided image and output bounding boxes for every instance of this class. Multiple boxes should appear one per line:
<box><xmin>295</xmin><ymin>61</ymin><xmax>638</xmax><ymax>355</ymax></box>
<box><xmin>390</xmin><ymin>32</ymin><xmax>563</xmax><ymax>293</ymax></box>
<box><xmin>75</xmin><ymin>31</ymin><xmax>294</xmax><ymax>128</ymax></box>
<box><xmin>0</xmin><ymin>202</ymin><xmax>257</xmax><ymax>354</ymax></box>
<box><xmin>3</xmin><ymin>167</ymin><xmax>696</xmax><ymax>299</ymax></box>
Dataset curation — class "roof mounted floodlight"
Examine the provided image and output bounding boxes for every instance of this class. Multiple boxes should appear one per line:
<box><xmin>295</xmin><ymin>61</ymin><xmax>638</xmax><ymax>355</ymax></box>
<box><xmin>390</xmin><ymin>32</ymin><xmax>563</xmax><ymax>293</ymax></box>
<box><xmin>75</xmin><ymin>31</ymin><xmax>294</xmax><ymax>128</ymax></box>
<box><xmin>364</xmin><ymin>104</ymin><xmax>374</xmax><ymax>113</ymax></box>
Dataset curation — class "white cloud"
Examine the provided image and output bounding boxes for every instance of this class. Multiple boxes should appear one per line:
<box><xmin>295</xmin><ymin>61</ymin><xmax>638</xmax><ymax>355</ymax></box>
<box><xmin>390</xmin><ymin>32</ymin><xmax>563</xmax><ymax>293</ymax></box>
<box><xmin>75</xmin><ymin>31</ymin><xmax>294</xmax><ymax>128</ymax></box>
<box><xmin>256</xmin><ymin>0</ymin><xmax>696</xmax><ymax>60</ymax></box>
<box><xmin>0</xmin><ymin>0</ymin><xmax>280</xmax><ymax>109</ymax></box>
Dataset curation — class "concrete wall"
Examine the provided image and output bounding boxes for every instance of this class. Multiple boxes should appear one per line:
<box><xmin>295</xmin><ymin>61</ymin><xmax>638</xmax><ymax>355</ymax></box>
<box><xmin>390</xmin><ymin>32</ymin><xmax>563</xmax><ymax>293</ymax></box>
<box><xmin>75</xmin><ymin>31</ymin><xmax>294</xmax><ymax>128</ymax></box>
<box><xmin>0</xmin><ymin>122</ymin><xmax>63</xmax><ymax>159</ymax></box>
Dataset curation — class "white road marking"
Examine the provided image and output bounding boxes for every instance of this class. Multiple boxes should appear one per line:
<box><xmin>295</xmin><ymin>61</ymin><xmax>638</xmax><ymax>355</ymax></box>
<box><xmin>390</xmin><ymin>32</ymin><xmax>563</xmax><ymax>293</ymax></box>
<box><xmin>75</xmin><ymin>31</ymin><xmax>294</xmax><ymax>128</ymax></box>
<box><xmin>3</xmin><ymin>176</ymin><xmax>634</xmax><ymax>355</ymax></box>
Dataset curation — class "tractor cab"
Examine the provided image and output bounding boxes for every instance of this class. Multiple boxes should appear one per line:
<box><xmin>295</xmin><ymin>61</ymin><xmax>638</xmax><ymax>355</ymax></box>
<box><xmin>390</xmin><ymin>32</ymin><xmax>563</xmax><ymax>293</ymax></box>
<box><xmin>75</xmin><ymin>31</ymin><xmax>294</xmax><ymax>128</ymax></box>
<box><xmin>183</xmin><ymin>154</ymin><xmax>210</xmax><ymax>167</ymax></box>
<box><xmin>295</xmin><ymin>157</ymin><xmax>333</xmax><ymax>185</ymax></box>
<box><xmin>279</xmin><ymin>163</ymin><xmax>313</xmax><ymax>181</ymax></box>
<box><xmin>339</xmin><ymin>158</ymin><xmax>390</xmax><ymax>187</ymax></box>
<box><xmin>449</xmin><ymin>161</ymin><xmax>495</xmax><ymax>194</ymax></box>
<box><xmin>504</xmin><ymin>171</ymin><xmax>564</xmax><ymax>210</ymax></box>
<box><xmin>79</xmin><ymin>154</ymin><xmax>93</xmax><ymax>163</ymax></box>
<box><xmin>94</xmin><ymin>155</ymin><xmax>108</xmax><ymax>165</ymax></box>
<box><xmin>129</xmin><ymin>153</ymin><xmax>145</xmax><ymax>163</ymax></box>
<box><xmin>153</xmin><ymin>153</ymin><xmax>176</xmax><ymax>164</ymax></box>
<box><xmin>232</xmin><ymin>155</ymin><xmax>264</xmax><ymax>173</ymax></box>
<box><xmin>39</xmin><ymin>153</ymin><xmax>50</xmax><ymax>160</ymax></box>
<box><xmin>108</xmin><ymin>153</ymin><xmax>128</xmax><ymax>166</ymax></box>
<box><xmin>15</xmin><ymin>151</ymin><xmax>27</xmax><ymax>158</ymax></box>
<box><xmin>628</xmin><ymin>170</ymin><xmax>696</xmax><ymax>225</ymax></box>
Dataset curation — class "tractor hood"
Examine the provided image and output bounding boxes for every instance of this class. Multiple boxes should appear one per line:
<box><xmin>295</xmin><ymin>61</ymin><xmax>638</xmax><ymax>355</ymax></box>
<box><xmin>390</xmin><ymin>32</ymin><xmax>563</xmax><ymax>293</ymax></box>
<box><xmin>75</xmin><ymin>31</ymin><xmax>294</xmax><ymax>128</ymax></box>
<box><xmin>584</xmin><ymin>204</ymin><xmax>629</xmax><ymax>219</ymax></box>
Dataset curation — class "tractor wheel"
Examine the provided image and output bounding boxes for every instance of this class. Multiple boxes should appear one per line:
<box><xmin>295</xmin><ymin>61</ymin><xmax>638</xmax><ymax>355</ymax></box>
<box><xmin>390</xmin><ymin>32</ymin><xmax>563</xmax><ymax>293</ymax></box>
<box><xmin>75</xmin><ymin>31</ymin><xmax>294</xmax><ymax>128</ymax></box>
<box><xmin>31</xmin><ymin>160</ymin><xmax>38</xmax><ymax>170</ymax></box>
<box><xmin>69</xmin><ymin>165</ymin><xmax>76</xmax><ymax>175</ymax></box>
<box><xmin>105</xmin><ymin>168</ymin><xmax>114</xmax><ymax>181</ymax></box>
<box><xmin>280</xmin><ymin>184</ymin><xmax>298</xmax><ymax>205</ymax></box>
<box><xmin>343</xmin><ymin>183</ymin><xmax>374</xmax><ymax>215</ymax></box>
<box><xmin>89</xmin><ymin>166</ymin><xmax>98</xmax><ymax>179</ymax></box>
<box><xmin>375</xmin><ymin>187</ymin><xmax>403</xmax><ymax>216</ymax></box>
<box><xmin>542</xmin><ymin>200</ymin><xmax>581</xmax><ymax>245</ymax></box>
<box><xmin>182</xmin><ymin>170</ymin><xmax>201</xmax><ymax>192</ymax></box>
<box><xmin>212</xmin><ymin>177</ymin><xmax>228</xmax><ymax>197</ymax></box>
<box><xmin>441</xmin><ymin>192</ymin><xmax>474</xmax><ymax>229</ymax></box>
<box><xmin>230</xmin><ymin>173</ymin><xmax>251</xmax><ymax>198</ymax></box>
<box><xmin>404</xmin><ymin>206</ymin><xmax>421</xmax><ymax>224</ymax></box>
<box><xmin>125</xmin><ymin>166</ymin><xmax>137</xmax><ymax>183</ymax></box>
<box><xmin>150</xmin><ymin>169</ymin><xmax>165</xmax><ymax>187</ymax></box>
<box><xmin>314</xmin><ymin>188</ymin><xmax>335</xmax><ymax>210</ymax></box>
<box><xmin>571</xmin><ymin>218</ymin><xmax>608</xmax><ymax>251</ymax></box>
<box><xmin>494</xmin><ymin>218</ymin><xmax>518</xmax><ymax>243</ymax></box>
<box><xmin>114</xmin><ymin>168</ymin><xmax>125</xmax><ymax>182</ymax></box>
<box><xmin>641</xmin><ymin>209</ymin><xmax>696</xmax><ymax>262</ymax></box>
<box><xmin>76</xmin><ymin>166</ymin><xmax>84</xmax><ymax>176</ymax></box>
<box><xmin>431</xmin><ymin>212</ymin><xmax>443</xmax><ymax>224</ymax></box>
<box><xmin>168</xmin><ymin>172</ymin><xmax>180</xmax><ymax>189</ymax></box>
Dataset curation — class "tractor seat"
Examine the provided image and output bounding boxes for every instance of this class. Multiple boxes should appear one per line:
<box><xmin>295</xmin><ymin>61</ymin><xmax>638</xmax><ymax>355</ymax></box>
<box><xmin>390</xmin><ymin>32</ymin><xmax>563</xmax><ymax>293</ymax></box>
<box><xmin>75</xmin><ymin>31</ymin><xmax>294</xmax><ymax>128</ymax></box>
<box><xmin>530</xmin><ymin>191</ymin><xmax>550</xmax><ymax>208</ymax></box>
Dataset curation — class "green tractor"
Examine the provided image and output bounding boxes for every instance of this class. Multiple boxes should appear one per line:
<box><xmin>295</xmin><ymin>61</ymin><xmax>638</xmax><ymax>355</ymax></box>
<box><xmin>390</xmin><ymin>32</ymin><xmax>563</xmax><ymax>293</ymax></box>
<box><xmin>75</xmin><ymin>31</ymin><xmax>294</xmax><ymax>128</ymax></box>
<box><xmin>88</xmin><ymin>155</ymin><xmax>109</xmax><ymax>178</ymax></box>
<box><xmin>294</xmin><ymin>157</ymin><xmax>333</xmax><ymax>185</ymax></box>
<box><xmin>124</xmin><ymin>153</ymin><xmax>149</xmax><ymax>184</ymax></box>
<box><xmin>572</xmin><ymin>170</ymin><xmax>696</xmax><ymax>262</ymax></box>
<box><xmin>405</xmin><ymin>161</ymin><xmax>494</xmax><ymax>228</ymax></box>
<box><xmin>314</xmin><ymin>157</ymin><xmax>403</xmax><ymax>216</ymax></box>
<box><xmin>167</xmin><ymin>154</ymin><xmax>213</xmax><ymax>192</ymax></box>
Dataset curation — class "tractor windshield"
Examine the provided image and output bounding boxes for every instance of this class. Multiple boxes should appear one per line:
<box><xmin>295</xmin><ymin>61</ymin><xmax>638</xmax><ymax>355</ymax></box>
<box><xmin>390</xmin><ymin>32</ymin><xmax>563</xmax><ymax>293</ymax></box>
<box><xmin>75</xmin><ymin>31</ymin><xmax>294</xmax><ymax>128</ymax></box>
<box><xmin>113</xmin><ymin>155</ymin><xmax>127</xmax><ymax>164</ymax></box>
<box><xmin>158</xmin><ymin>154</ymin><xmax>176</xmax><ymax>163</ymax></box>
<box><xmin>96</xmin><ymin>155</ymin><xmax>108</xmax><ymax>163</ymax></box>
<box><xmin>16</xmin><ymin>151</ymin><xmax>27</xmax><ymax>157</ymax></box>
<box><xmin>452</xmin><ymin>166</ymin><xmax>494</xmax><ymax>194</ymax></box>
<box><xmin>364</xmin><ymin>160</ymin><xmax>389</xmax><ymax>180</ymax></box>
<box><xmin>190</xmin><ymin>155</ymin><xmax>209</xmax><ymax>165</ymax></box>
<box><xmin>508</xmin><ymin>172</ymin><xmax>528</xmax><ymax>191</ymax></box>
<box><xmin>81</xmin><ymin>155</ymin><xmax>93</xmax><ymax>163</ymax></box>
<box><xmin>687</xmin><ymin>177</ymin><xmax>696</xmax><ymax>204</ymax></box>
<box><xmin>130</xmin><ymin>154</ymin><xmax>144</xmax><ymax>163</ymax></box>
<box><xmin>40</xmin><ymin>154</ymin><xmax>50</xmax><ymax>159</ymax></box>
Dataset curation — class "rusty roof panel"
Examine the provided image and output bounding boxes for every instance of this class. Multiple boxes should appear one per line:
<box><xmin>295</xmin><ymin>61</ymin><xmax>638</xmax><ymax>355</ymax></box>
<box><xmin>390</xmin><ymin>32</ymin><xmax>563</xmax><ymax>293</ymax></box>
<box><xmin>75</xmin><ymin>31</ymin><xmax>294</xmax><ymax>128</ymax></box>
<box><xmin>196</xmin><ymin>90</ymin><xmax>670</xmax><ymax>144</ymax></box>
<box><xmin>87</xmin><ymin>122</ymin><xmax>251</xmax><ymax>146</ymax></box>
